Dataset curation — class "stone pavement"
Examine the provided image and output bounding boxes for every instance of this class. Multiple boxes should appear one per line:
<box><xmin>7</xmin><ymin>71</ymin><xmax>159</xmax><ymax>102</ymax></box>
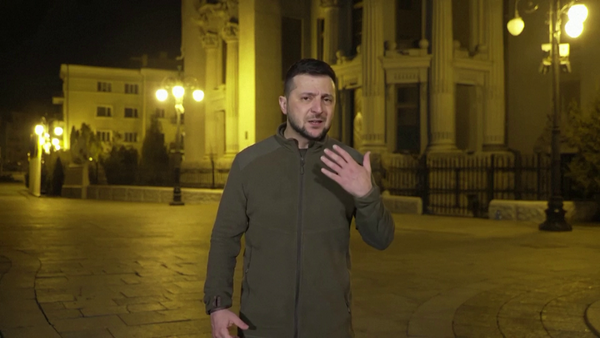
<box><xmin>0</xmin><ymin>182</ymin><xmax>599</xmax><ymax>338</ymax></box>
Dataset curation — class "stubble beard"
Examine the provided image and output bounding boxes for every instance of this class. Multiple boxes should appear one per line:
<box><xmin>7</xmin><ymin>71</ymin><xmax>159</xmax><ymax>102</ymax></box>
<box><xmin>287</xmin><ymin>113</ymin><xmax>330</xmax><ymax>142</ymax></box>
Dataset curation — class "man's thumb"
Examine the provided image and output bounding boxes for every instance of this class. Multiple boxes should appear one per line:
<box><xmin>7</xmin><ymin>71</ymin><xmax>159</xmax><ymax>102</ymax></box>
<box><xmin>234</xmin><ymin>317</ymin><xmax>249</xmax><ymax>330</ymax></box>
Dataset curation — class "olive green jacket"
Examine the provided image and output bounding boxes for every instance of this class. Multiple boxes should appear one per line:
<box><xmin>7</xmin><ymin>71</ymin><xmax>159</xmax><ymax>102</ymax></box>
<box><xmin>204</xmin><ymin>123</ymin><xmax>395</xmax><ymax>338</ymax></box>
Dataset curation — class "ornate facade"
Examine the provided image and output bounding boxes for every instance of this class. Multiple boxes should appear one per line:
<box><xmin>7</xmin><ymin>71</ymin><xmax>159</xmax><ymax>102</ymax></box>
<box><xmin>180</xmin><ymin>0</ymin><xmax>509</xmax><ymax>186</ymax></box>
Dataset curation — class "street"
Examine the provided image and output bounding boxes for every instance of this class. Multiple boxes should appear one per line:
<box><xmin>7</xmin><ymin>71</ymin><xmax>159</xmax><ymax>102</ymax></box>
<box><xmin>1</xmin><ymin>183</ymin><xmax>599</xmax><ymax>338</ymax></box>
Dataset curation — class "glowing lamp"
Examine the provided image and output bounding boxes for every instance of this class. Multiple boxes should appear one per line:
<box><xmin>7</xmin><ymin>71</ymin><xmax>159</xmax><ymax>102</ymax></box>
<box><xmin>568</xmin><ymin>4</ymin><xmax>588</xmax><ymax>23</ymax></box>
<box><xmin>193</xmin><ymin>89</ymin><xmax>205</xmax><ymax>102</ymax></box>
<box><xmin>507</xmin><ymin>16</ymin><xmax>525</xmax><ymax>36</ymax></box>
<box><xmin>172</xmin><ymin>86</ymin><xmax>185</xmax><ymax>99</ymax></box>
<box><xmin>156</xmin><ymin>89</ymin><xmax>168</xmax><ymax>102</ymax></box>
<box><xmin>565</xmin><ymin>20</ymin><xmax>584</xmax><ymax>38</ymax></box>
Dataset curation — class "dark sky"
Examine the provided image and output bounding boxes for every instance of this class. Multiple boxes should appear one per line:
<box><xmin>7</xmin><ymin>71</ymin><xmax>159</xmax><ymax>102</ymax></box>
<box><xmin>0</xmin><ymin>0</ymin><xmax>181</xmax><ymax>117</ymax></box>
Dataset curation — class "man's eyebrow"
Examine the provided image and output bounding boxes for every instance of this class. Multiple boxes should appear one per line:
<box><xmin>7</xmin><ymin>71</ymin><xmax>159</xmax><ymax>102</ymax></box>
<box><xmin>299</xmin><ymin>92</ymin><xmax>334</xmax><ymax>97</ymax></box>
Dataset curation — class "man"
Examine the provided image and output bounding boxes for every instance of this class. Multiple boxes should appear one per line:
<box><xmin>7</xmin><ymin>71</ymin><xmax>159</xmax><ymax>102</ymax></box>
<box><xmin>204</xmin><ymin>58</ymin><xmax>395</xmax><ymax>338</ymax></box>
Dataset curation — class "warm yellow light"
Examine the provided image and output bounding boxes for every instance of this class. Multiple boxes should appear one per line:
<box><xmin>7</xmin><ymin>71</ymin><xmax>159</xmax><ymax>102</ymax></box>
<box><xmin>35</xmin><ymin>125</ymin><xmax>44</xmax><ymax>135</ymax></box>
<box><xmin>507</xmin><ymin>16</ymin><xmax>525</xmax><ymax>36</ymax></box>
<box><xmin>51</xmin><ymin>138</ymin><xmax>60</xmax><ymax>146</ymax></box>
<box><xmin>89</xmin><ymin>157</ymin><xmax>93</xmax><ymax>161</ymax></box>
<box><xmin>54</xmin><ymin>126</ymin><xmax>63</xmax><ymax>136</ymax></box>
<box><xmin>43</xmin><ymin>143</ymin><xmax>51</xmax><ymax>154</ymax></box>
<box><xmin>568</xmin><ymin>4</ymin><xmax>588</xmax><ymax>23</ymax></box>
<box><xmin>38</xmin><ymin>137</ymin><xmax>45</xmax><ymax>146</ymax></box>
<box><xmin>156</xmin><ymin>89</ymin><xmax>168</xmax><ymax>101</ymax></box>
<box><xmin>54</xmin><ymin>145</ymin><xmax>61</xmax><ymax>151</ymax></box>
<box><xmin>565</xmin><ymin>20</ymin><xmax>584</xmax><ymax>38</ymax></box>
<box><xmin>172</xmin><ymin>86</ymin><xmax>185</xmax><ymax>99</ymax></box>
<box><xmin>193</xmin><ymin>89</ymin><xmax>205</xmax><ymax>102</ymax></box>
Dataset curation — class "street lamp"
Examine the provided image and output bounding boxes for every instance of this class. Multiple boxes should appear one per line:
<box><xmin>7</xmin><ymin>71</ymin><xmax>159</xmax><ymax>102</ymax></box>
<box><xmin>156</xmin><ymin>70</ymin><xmax>204</xmax><ymax>206</ymax></box>
<box><xmin>508</xmin><ymin>0</ymin><xmax>588</xmax><ymax>231</ymax></box>
<box><xmin>29</xmin><ymin>118</ymin><xmax>64</xmax><ymax>196</ymax></box>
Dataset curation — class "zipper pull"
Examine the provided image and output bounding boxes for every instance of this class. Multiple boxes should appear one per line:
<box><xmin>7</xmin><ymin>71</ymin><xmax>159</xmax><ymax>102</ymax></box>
<box><xmin>300</xmin><ymin>157</ymin><xmax>305</xmax><ymax>175</ymax></box>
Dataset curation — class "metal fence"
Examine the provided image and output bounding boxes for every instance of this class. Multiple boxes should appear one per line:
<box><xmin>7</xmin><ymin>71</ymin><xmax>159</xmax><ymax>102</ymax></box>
<box><xmin>180</xmin><ymin>165</ymin><xmax>230</xmax><ymax>189</ymax></box>
<box><xmin>382</xmin><ymin>153</ymin><xmax>582</xmax><ymax>217</ymax></box>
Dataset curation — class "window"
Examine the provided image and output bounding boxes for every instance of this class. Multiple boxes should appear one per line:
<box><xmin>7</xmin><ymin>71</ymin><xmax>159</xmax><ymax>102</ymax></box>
<box><xmin>452</xmin><ymin>0</ymin><xmax>471</xmax><ymax>51</ymax></box>
<box><xmin>124</xmin><ymin>108</ymin><xmax>138</xmax><ymax>118</ymax></box>
<box><xmin>395</xmin><ymin>84</ymin><xmax>420</xmax><ymax>153</ymax></box>
<box><xmin>352</xmin><ymin>1</ymin><xmax>363</xmax><ymax>56</ymax></box>
<box><xmin>96</xmin><ymin>106</ymin><xmax>112</xmax><ymax>117</ymax></box>
<box><xmin>316</xmin><ymin>18</ymin><xmax>325</xmax><ymax>61</ymax></box>
<box><xmin>125</xmin><ymin>83</ymin><xmax>139</xmax><ymax>94</ymax></box>
<box><xmin>396</xmin><ymin>0</ymin><xmax>422</xmax><ymax>49</ymax></box>
<box><xmin>97</xmin><ymin>130</ymin><xmax>112</xmax><ymax>142</ymax></box>
<box><xmin>281</xmin><ymin>17</ymin><xmax>303</xmax><ymax>80</ymax></box>
<box><xmin>124</xmin><ymin>132</ymin><xmax>138</xmax><ymax>143</ymax></box>
<box><xmin>155</xmin><ymin>108</ymin><xmax>165</xmax><ymax>118</ymax></box>
<box><xmin>97</xmin><ymin>82</ymin><xmax>112</xmax><ymax>92</ymax></box>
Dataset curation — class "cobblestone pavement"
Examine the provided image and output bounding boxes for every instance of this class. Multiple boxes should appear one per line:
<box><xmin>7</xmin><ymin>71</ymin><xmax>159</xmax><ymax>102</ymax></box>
<box><xmin>0</xmin><ymin>183</ymin><xmax>599</xmax><ymax>338</ymax></box>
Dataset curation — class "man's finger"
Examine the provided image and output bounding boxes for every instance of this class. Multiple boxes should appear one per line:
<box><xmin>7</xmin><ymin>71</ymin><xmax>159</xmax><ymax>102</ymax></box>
<box><xmin>332</xmin><ymin>144</ymin><xmax>353</xmax><ymax>163</ymax></box>
<box><xmin>363</xmin><ymin>151</ymin><xmax>372</xmax><ymax>174</ymax></box>
<box><xmin>218</xmin><ymin>327</ymin><xmax>233</xmax><ymax>338</ymax></box>
<box><xmin>320</xmin><ymin>155</ymin><xmax>342</xmax><ymax>173</ymax></box>
<box><xmin>233</xmin><ymin>316</ymin><xmax>249</xmax><ymax>330</ymax></box>
<box><xmin>323</xmin><ymin>148</ymin><xmax>347</xmax><ymax>167</ymax></box>
<box><xmin>321</xmin><ymin>167</ymin><xmax>342</xmax><ymax>184</ymax></box>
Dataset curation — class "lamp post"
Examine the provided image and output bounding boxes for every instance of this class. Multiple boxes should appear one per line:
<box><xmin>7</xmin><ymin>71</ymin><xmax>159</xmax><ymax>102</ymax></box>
<box><xmin>507</xmin><ymin>0</ymin><xmax>588</xmax><ymax>231</ymax></box>
<box><xmin>29</xmin><ymin>117</ymin><xmax>64</xmax><ymax>196</ymax></box>
<box><xmin>156</xmin><ymin>70</ymin><xmax>204</xmax><ymax>206</ymax></box>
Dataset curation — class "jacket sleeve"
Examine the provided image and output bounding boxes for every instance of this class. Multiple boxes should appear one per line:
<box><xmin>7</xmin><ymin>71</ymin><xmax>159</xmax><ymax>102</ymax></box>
<box><xmin>353</xmin><ymin>179</ymin><xmax>395</xmax><ymax>250</ymax></box>
<box><xmin>203</xmin><ymin>157</ymin><xmax>248</xmax><ymax>314</ymax></box>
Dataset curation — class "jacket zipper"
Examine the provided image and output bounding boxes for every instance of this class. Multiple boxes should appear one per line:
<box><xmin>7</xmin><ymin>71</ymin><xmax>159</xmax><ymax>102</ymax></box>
<box><xmin>294</xmin><ymin>152</ymin><xmax>305</xmax><ymax>338</ymax></box>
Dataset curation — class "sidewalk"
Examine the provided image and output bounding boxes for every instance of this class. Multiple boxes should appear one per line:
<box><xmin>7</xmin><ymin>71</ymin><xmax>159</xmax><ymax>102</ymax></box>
<box><xmin>0</xmin><ymin>182</ymin><xmax>599</xmax><ymax>337</ymax></box>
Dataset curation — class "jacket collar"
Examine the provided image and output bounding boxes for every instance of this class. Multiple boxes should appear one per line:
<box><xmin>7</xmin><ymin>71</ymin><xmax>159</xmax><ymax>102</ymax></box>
<box><xmin>275</xmin><ymin>122</ymin><xmax>329</xmax><ymax>152</ymax></box>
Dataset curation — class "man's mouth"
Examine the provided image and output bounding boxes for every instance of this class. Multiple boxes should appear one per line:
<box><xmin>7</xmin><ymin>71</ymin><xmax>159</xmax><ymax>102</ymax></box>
<box><xmin>308</xmin><ymin>119</ymin><xmax>323</xmax><ymax>126</ymax></box>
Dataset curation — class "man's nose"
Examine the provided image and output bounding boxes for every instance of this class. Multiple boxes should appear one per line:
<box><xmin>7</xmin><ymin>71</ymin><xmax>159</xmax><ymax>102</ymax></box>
<box><xmin>311</xmin><ymin>98</ymin><xmax>323</xmax><ymax>113</ymax></box>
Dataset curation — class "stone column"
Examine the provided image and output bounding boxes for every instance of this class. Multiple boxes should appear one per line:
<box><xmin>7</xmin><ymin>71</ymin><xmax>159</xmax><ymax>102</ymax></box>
<box><xmin>320</xmin><ymin>0</ymin><xmax>340</xmax><ymax>65</ymax></box>
<box><xmin>360</xmin><ymin>0</ymin><xmax>387</xmax><ymax>152</ymax></box>
<box><xmin>181</xmin><ymin>0</ymin><xmax>207</xmax><ymax>176</ymax></box>
<box><xmin>483</xmin><ymin>0</ymin><xmax>506</xmax><ymax>150</ymax></box>
<box><xmin>222</xmin><ymin>23</ymin><xmax>239</xmax><ymax>156</ymax></box>
<box><xmin>202</xmin><ymin>32</ymin><xmax>220</xmax><ymax>157</ymax></box>
<box><xmin>428</xmin><ymin>0</ymin><xmax>456</xmax><ymax>151</ymax></box>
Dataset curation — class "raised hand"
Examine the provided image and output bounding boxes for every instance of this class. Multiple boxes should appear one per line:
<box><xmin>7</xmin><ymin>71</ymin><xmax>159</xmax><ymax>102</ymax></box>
<box><xmin>320</xmin><ymin>145</ymin><xmax>373</xmax><ymax>198</ymax></box>
<box><xmin>210</xmin><ymin>309</ymin><xmax>249</xmax><ymax>338</ymax></box>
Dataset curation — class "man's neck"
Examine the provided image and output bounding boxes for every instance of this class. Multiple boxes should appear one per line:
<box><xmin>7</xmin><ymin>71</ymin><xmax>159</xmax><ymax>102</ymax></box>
<box><xmin>283</xmin><ymin>125</ymin><xmax>309</xmax><ymax>149</ymax></box>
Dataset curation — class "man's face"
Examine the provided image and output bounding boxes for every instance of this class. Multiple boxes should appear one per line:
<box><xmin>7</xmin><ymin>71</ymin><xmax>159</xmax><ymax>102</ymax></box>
<box><xmin>279</xmin><ymin>74</ymin><xmax>336</xmax><ymax>142</ymax></box>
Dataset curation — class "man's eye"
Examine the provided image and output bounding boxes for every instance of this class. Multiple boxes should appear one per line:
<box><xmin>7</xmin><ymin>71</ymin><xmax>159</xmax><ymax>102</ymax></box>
<box><xmin>301</xmin><ymin>97</ymin><xmax>310</xmax><ymax>101</ymax></box>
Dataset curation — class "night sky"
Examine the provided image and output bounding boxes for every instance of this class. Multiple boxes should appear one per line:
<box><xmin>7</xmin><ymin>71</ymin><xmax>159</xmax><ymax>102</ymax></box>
<box><xmin>0</xmin><ymin>0</ymin><xmax>181</xmax><ymax>117</ymax></box>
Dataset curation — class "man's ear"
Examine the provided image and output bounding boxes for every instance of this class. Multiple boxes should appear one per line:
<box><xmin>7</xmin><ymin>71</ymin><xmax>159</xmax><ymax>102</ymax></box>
<box><xmin>278</xmin><ymin>96</ymin><xmax>288</xmax><ymax>115</ymax></box>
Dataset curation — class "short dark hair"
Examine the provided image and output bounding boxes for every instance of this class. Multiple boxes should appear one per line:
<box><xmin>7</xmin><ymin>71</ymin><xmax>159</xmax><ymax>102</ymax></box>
<box><xmin>283</xmin><ymin>58</ymin><xmax>337</xmax><ymax>97</ymax></box>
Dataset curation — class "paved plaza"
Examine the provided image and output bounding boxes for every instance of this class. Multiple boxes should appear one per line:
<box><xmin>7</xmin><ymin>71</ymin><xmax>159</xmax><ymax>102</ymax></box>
<box><xmin>1</xmin><ymin>182</ymin><xmax>600</xmax><ymax>338</ymax></box>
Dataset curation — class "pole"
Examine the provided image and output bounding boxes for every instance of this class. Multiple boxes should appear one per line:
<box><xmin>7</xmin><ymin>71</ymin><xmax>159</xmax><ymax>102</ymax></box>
<box><xmin>170</xmin><ymin>101</ymin><xmax>185</xmax><ymax>206</ymax></box>
<box><xmin>540</xmin><ymin>0</ymin><xmax>570</xmax><ymax>231</ymax></box>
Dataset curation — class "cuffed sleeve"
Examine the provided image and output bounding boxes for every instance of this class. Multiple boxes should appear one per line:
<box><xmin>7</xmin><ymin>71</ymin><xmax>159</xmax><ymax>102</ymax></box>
<box><xmin>203</xmin><ymin>157</ymin><xmax>248</xmax><ymax>314</ymax></box>
<box><xmin>354</xmin><ymin>182</ymin><xmax>395</xmax><ymax>250</ymax></box>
